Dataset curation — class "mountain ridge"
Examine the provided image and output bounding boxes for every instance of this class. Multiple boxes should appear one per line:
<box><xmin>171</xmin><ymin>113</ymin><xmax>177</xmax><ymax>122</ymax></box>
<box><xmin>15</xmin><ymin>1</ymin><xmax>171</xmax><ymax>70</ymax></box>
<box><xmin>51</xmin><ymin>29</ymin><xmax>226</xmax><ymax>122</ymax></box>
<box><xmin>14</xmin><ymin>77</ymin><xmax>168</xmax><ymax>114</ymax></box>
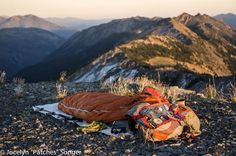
<box><xmin>16</xmin><ymin>13</ymin><xmax>236</xmax><ymax>83</ymax></box>
<box><xmin>214</xmin><ymin>13</ymin><xmax>236</xmax><ymax>29</ymax></box>
<box><xmin>0</xmin><ymin>14</ymin><xmax>79</xmax><ymax>39</ymax></box>
<box><xmin>0</xmin><ymin>16</ymin><xmax>6</xmax><ymax>24</ymax></box>
<box><xmin>0</xmin><ymin>14</ymin><xmax>62</xmax><ymax>30</ymax></box>
<box><xmin>16</xmin><ymin>16</ymin><xmax>163</xmax><ymax>81</ymax></box>
<box><xmin>46</xmin><ymin>17</ymin><xmax>111</xmax><ymax>30</ymax></box>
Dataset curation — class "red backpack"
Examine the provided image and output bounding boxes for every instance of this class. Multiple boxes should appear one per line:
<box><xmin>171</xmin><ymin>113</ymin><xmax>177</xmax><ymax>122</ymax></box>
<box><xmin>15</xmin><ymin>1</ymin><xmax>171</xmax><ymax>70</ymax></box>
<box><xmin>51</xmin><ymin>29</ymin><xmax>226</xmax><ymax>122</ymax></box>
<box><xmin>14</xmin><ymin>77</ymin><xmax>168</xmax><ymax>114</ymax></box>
<box><xmin>127</xmin><ymin>87</ymin><xmax>201</xmax><ymax>141</ymax></box>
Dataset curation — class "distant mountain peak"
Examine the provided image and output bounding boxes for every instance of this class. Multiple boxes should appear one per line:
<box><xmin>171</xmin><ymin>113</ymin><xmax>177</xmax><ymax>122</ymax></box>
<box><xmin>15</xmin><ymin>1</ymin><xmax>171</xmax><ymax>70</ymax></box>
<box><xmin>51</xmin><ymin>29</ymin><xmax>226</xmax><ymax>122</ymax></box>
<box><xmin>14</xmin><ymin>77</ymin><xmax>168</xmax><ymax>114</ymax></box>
<box><xmin>7</xmin><ymin>14</ymin><xmax>40</xmax><ymax>20</ymax></box>
<box><xmin>214</xmin><ymin>13</ymin><xmax>236</xmax><ymax>29</ymax></box>
<box><xmin>25</xmin><ymin>14</ymin><xmax>37</xmax><ymax>17</ymax></box>
<box><xmin>216</xmin><ymin>13</ymin><xmax>236</xmax><ymax>16</ymax></box>
<box><xmin>0</xmin><ymin>14</ymin><xmax>62</xmax><ymax>30</ymax></box>
<box><xmin>195</xmin><ymin>13</ymin><xmax>212</xmax><ymax>19</ymax></box>
<box><xmin>175</xmin><ymin>12</ymin><xmax>193</xmax><ymax>25</ymax></box>
<box><xmin>195</xmin><ymin>13</ymin><xmax>201</xmax><ymax>16</ymax></box>
<box><xmin>112</xmin><ymin>16</ymin><xmax>150</xmax><ymax>23</ymax></box>
<box><xmin>132</xmin><ymin>16</ymin><xmax>149</xmax><ymax>20</ymax></box>
<box><xmin>151</xmin><ymin>16</ymin><xmax>162</xmax><ymax>20</ymax></box>
<box><xmin>178</xmin><ymin>12</ymin><xmax>193</xmax><ymax>17</ymax></box>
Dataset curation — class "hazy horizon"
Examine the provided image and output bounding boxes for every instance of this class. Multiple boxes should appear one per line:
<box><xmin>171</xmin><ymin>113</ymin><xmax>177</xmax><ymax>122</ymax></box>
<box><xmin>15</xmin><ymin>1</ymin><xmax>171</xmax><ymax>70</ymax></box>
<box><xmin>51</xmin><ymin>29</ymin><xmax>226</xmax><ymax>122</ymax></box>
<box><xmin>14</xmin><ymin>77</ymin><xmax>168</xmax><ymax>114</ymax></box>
<box><xmin>0</xmin><ymin>0</ymin><xmax>236</xmax><ymax>19</ymax></box>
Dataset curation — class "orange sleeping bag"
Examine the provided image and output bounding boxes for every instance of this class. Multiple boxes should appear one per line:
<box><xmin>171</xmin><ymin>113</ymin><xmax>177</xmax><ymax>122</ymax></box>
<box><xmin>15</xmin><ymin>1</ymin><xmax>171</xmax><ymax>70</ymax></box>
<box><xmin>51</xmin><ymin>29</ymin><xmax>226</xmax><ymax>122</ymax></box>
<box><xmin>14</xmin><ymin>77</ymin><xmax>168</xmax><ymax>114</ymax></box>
<box><xmin>58</xmin><ymin>92</ymin><xmax>134</xmax><ymax>123</ymax></box>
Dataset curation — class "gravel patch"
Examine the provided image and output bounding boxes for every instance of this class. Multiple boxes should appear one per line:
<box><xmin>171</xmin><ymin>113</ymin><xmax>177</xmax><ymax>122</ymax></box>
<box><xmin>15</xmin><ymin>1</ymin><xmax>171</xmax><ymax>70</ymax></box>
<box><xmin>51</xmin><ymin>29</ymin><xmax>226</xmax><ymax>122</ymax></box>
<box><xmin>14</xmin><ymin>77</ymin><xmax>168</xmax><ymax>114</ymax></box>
<box><xmin>0</xmin><ymin>82</ymin><xmax>235</xmax><ymax>155</ymax></box>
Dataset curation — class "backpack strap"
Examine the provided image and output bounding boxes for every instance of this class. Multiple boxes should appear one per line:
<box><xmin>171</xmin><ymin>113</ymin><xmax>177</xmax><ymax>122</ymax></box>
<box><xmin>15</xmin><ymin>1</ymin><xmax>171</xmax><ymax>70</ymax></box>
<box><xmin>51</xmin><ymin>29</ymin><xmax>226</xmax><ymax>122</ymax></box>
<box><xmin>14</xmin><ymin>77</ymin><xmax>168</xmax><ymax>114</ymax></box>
<box><xmin>142</xmin><ymin>87</ymin><xmax>162</xmax><ymax>97</ymax></box>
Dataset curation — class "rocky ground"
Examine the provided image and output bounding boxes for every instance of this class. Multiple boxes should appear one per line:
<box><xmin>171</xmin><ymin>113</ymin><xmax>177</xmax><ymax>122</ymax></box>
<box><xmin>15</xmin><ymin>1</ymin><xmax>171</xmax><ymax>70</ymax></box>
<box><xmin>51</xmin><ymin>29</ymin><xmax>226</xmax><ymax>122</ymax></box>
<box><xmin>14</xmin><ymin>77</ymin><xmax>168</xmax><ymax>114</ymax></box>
<box><xmin>0</xmin><ymin>82</ymin><xmax>235</xmax><ymax>155</ymax></box>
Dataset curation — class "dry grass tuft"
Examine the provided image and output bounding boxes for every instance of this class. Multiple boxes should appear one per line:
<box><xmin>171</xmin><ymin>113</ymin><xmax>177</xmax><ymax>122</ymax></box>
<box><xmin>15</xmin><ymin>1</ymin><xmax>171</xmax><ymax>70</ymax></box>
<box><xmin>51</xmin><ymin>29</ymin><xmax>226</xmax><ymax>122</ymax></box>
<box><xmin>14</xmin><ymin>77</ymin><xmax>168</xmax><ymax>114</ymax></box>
<box><xmin>102</xmin><ymin>77</ymin><xmax>134</xmax><ymax>96</ymax></box>
<box><xmin>12</xmin><ymin>77</ymin><xmax>25</xmax><ymax>97</ymax></box>
<box><xmin>135</xmin><ymin>76</ymin><xmax>166</xmax><ymax>95</ymax></box>
<box><xmin>56</xmin><ymin>83</ymin><xmax>68</xmax><ymax>99</ymax></box>
<box><xmin>166</xmin><ymin>87</ymin><xmax>180</xmax><ymax>102</ymax></box>
<box><xmin>101</xmin><ymin>76</ymin><xmax>195</xmax><ymax>102</ymax></box>
<box><xmin>203</xmin><ymin>84</ymin><xmax>217</xmax><ymax>99</ymax></box>
<box><xmin>101</xmin><ymin>76</ymin><xmax>166</xmax><ymax>97</ymax></box>
<box><xmin>0</xmin><ymin>70</ymin><xmax>6</xmax><ymax>84</ymax></box>
<box><xmin>56</xmin><ymin>71</ymin><xmax>68</xmax><ymax>99</ymax></box>
<box><xmin>203</xmin><ymin>77</ymin><xmax>218</xmax><ymax>99</ymax></box>
<box><xmin>59</xmin><ymin>71</ymin><xmax>67</xmax><ymax>83</ymax></box>
<box><xmin>12</xmin><ymin>77</ymin><xmax>25</xmax><ymax>84</ymax></box>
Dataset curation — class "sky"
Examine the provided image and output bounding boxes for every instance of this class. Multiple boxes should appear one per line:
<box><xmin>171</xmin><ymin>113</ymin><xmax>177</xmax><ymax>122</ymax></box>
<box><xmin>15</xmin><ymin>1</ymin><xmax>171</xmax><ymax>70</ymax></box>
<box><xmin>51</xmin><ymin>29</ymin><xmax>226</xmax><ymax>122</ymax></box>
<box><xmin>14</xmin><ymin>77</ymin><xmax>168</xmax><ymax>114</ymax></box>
<box><xmin>0</xmin><ymin>0</ymin><xmax>235</xmax><ymax>19</ymax></box>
